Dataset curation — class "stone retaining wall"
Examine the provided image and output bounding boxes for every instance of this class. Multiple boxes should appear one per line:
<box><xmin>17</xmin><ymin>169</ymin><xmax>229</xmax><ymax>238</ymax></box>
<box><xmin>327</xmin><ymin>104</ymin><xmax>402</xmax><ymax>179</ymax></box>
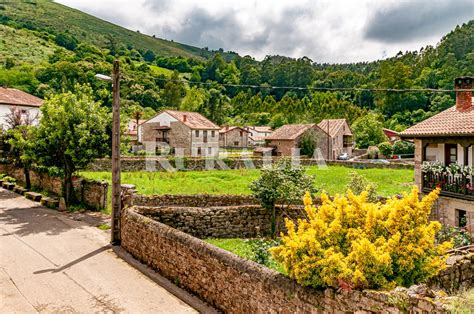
<box><xmin>88</xmin><ymin>157</ymin><xmax>413</xmax><ymax>172</ymax></box>
<box><xmin>121</xmin><ymin>206</ymin><xmax>460</xmax><ymax>313</ymax></box>
<box><xmin>0</xmin><ymin>163</ymin><xmax>108</xmax><ymax>210</ymax></box>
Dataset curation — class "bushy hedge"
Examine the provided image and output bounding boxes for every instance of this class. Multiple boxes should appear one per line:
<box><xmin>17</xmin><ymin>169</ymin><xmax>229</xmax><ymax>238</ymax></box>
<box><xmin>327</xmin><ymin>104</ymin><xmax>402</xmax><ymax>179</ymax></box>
<box><xmin>271</xmin><ymin>187</ymin><xmax>451</xmax><ymax>290</ymax></box>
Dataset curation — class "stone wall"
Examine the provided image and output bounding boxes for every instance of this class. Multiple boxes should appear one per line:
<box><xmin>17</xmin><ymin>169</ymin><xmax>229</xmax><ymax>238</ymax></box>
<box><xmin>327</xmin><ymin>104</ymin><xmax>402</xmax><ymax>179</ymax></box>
<box><xmin>121</xmin><ymin>206</ymin><xmax>460</xmax><ymax>313</ymax></box>
<box><xmin>87</xmin><ymin>156</ymin><xmax>414</xmax><ymax>172</ymax></box>
<box><xmin>0</xmin><ymin>163</ymin><xmax>108</xmax><ymax>210</ymax></box>
<box><xmin>137</xmin><ymin>205</ymin><xmax>271</xmax><ymax>238</ymax></box>
<box><xmin>133</xmin><ymin>193</ymin><xmax>259</xmax><ymax>207</ymax></box>
<box><xmin>428</xmin><ymin>253</ymin><xmax>474</xmax><ymax>293</ymax></box>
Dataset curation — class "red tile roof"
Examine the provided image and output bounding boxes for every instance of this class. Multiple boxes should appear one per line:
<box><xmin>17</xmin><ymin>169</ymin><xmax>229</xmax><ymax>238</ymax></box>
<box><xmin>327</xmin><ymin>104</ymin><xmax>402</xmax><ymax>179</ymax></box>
<box><xmin>317</xmin><ymin>119</ymin><xmax>352</xmax><ymax>137</ymax></box>
<box><xmin>219</xmin><ymin>126</ymin><xmax>250</xmax><ymax>134</ymax></box>
<box><xmin>400</xmin><ymin>103</ymin><xmax>474</xmax><ymax>137</ymax></box>
<box><xmin>0</xmin><ymin>87</ymin><xmax>43</xmax><ymax>107</ymax></box>
<box><xmin>247</xmin><ymin>126</ymin><xmax>272</xmax><ymax>133</ymax></box>
<box><xmin>164</xmin><ymin>110</ymin><xmax>220</xmax><ymax>130</ymax></box>
<box><xmin>265</xmin><ymin>124</ymin><xmax>317</xmax><ymax>140</ymax></box>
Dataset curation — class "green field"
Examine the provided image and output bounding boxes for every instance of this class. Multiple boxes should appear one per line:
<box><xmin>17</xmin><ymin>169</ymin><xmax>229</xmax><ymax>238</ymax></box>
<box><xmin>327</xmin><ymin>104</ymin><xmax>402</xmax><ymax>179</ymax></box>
<box><xmin>80</xmin><ymin>166</ymin><xmax>414</xmax><ymax>197</ymax></box>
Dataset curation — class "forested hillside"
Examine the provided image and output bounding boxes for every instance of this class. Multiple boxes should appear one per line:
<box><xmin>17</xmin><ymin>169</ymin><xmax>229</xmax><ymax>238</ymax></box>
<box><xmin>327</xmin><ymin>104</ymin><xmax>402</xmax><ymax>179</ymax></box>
<box><xmin>0</xmin><ymin>0</ymin><xmax>473</xmax><ymax>147</ymax></box>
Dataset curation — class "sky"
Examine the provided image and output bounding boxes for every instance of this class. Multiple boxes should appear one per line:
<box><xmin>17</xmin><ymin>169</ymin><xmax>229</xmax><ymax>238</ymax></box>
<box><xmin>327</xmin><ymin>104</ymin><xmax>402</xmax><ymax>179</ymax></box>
<box><xmin>56</xmin><ymin>0</ymin><xmax>473</xmax><ymax>63</ymax></box>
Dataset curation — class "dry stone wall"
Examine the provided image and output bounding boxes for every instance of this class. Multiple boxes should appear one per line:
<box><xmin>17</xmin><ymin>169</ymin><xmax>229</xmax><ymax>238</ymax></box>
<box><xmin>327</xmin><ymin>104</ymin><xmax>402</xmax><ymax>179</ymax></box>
<box><xmin>137</xmin><ymin>205</ymin><xmax>271</xmax><ymax>238</ymax></box>
<box><xmin>87</xmin><ymin>157</ymin><xmax>413</xmax><ymax>172</ymax></box>
<box><xmin>0</xmin><ymin>163</ymin><xmax>108</xmax><ymax>209</ymax></box>
<box><xmin>121</xmin><ymin>206</ymin><xmax>462</xmax><ymax>313</ymax></box>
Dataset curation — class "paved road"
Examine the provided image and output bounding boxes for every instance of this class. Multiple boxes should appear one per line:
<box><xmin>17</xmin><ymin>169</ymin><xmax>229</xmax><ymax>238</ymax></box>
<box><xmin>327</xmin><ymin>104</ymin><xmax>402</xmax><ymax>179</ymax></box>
<box><xmin>0</xmin><ymin>188</ymin><xmax>197</xmax><ymax>313</ymax></box>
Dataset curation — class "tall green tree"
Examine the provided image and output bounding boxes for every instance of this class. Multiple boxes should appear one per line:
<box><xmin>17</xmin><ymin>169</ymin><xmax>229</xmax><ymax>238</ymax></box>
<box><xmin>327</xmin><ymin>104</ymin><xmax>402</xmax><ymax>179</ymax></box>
<box><xmin>352</xmin><ymin>113</ymin><xmax>386</xmax><ymax>148</ymax></box>
<box><xmin>32</xmin><ymin>85</ymin><xmax>110</xmax><ymax>206</ymax></box>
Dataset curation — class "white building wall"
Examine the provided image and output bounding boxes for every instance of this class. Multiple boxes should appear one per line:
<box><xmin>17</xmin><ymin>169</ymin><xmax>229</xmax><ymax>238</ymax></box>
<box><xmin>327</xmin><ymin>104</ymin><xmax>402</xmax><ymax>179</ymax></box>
<box><xmin>0</xmin><ymin>104</ymin><xmax>41</xmax><ymax>130</ymax></box>
<box><xmin>190</xmin><ymin>129</ymin><xmax>219</xmax><ymax>157</ymax></box>
<box><xmin>138</xmin><ymin>112</ymin><xmax>177</xmax><ymax>142</ymax></box>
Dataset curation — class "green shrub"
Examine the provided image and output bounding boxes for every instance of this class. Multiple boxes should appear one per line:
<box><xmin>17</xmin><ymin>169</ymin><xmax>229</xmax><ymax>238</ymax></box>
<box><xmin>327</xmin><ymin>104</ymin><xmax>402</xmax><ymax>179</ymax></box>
<box><xmin>271</xmin><ymin>188</ymin><xmax>451</xmax><ymax>290</ymax></box>
<box><xmin>392</xmin><ymin>140</ymin><xmax>414</xmax><ymax>155</ymax></box>
<box><xmin>346</xmin><ymin>172</ymin><xmax>378</xmax><ymax>202</ymax></box>
<box><xmin>378</xmin><ymin>142</ymin><xmax>393</xmax><ymax>158</ymax></box>
<box><xmin>437</xmin><ymin>223</ymin><xmax>473</xmax><ymax>248</ymax></box>
<box><xmin>2</xmin><ymin>176</ymin><xmax>16</xmax><ymax>183</ymax></box>
<box><xmin>249</xmin><ymin>158</ymin><xmax>316</xmax><ymax>235</ymax></box>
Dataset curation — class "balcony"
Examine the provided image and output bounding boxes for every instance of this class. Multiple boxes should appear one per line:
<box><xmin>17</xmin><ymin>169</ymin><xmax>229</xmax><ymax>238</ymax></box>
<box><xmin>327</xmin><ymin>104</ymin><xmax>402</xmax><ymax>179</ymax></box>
<box><xmin>343</xmin><ymin>136</ymin><xmax>353</xmax><ymax>147</ymax></box>
<box><xmin>422</xmin><ymin>169</ymin><xmax>474</xmax><ymax>201</ymax></box>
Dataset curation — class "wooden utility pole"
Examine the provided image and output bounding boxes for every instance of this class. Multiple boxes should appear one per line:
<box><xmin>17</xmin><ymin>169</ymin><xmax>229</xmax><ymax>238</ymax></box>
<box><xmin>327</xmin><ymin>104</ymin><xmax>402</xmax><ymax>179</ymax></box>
<box><xmin>111</xmin><ymin>60</ymin><xmax>121</xmax><ymax>245</ymax></box>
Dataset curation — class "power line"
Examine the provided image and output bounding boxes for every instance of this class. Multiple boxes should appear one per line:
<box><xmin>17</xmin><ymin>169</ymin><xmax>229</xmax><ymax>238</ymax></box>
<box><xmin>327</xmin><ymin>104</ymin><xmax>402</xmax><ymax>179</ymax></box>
<box><xmin>155</xmin><ymin>77</ymin><xmax>473</xmax><ymax>93</ymax></box>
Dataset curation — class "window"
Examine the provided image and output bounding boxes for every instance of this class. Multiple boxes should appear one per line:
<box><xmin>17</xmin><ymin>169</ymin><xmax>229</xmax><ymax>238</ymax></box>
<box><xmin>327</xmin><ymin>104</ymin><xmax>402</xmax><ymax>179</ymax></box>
<box><xmin>464</xmin><ymin>146</ymin><xmax>469</xmax><ymax>166</ymax></box>
<box><xmin>445</xmin><ymin>144</ymin><xmax>457</xmax><ymax>166</ymax></box>
<box><xmin>203</xmin><ymin>130</ymin><xmax>208</xmax><ymax>143</ymax></box>
<box><xmin>456</xmin><ymin>209</ymin><xmax>467</xmax><ymax>228</ymax></box>
<box><xmin>195</xmin><ymin>130</ymin><xmax>199</xmax><ymax>137</ymax></box>
<box><xmin>203</xmin><ymin>130</ymin><xmax>208</xmax><ymax>137</ymax></box>
<box><xmin>197</xmin><ymin>147</ymin><xmax>202</xmax><ymax>155</ymax></box>
<box><xmin>211</xmin><ymin>130</ymin><xmax>215</xmax><ymax>137</ymax></box>
<box><xmin>208</xmin><ymin>147</ymin><xmax>212</xmax><ymax>155</ymax></box>
<box><xmin>234</xmin><ymin>141</ymin><xmax>239</xmax><ymax>146</ymax></box>
<box><xmin>240</xmin><ymin>131</ymin><xmax>243</xmax><ymax>136</ymax></box>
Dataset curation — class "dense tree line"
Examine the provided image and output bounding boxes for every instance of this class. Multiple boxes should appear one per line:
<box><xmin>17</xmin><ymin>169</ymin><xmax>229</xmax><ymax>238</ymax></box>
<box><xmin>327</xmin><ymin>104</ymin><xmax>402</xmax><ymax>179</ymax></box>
<box><xmin>0</xmin><ymin>19</ymin><xmax>472</xmax><ymax>147</ymax></box>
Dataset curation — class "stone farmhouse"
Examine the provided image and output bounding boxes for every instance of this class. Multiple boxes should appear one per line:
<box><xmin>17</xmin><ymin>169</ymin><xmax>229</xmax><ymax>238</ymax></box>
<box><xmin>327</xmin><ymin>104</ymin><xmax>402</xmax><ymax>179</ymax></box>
<box><xmin>245</xmin><ymin>126</ymin><xmax>272</xmax><ymax>145</ymax></box>
<box><xmin>317</xmin><ymin>119</ymin><xmax>354</xmax><ymax>160</ymax></box>
<box><xmin>264</xmin><ymin>124</ymin><xmax>329</xmax><ymax>157</ymax></box>
<box><xmin>138</xmin><ymin>110</ymin><xmax>220</xmax><ymax>156</ymax></box>
<box><xmin>219</xmin><ymin>126</ymin><xmax>250</xmax><ymax>148</ymax></box>
<box><xmin>400</xmin><ymin>76</ymin><xmax>474</xmax><ymax>233</ymax></box>
<box><xmin>0</xmin><ymin>87</ymin><xmax>42</xmax><ymax>130</ymax></box>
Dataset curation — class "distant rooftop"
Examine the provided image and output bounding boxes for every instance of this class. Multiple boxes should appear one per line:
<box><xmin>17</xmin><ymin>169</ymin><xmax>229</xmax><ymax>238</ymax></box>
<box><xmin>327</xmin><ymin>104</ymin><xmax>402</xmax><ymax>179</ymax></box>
<box><xmin>164</xmin><ymin>110</ymin><xmax>220</xmax><ymax>130</ymax></box>
<box><xmin>265</xmin><ymin>124</ymin><xmax>316</xmax><ymax>140</ymax></box>
<box><xmin>0</xmin><ymin>87</ymin><xmax>43</xmax><ymax>107</ymax></box>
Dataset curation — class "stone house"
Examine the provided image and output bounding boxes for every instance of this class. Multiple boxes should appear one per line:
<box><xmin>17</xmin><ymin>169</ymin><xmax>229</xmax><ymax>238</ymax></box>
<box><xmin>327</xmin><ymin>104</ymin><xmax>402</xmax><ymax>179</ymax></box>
<box><xmin>138</xmin><ymin>110</ymin><xmax>220</xmax><ymax>156</ymax></box>
<box><xmin>264</xmin><ymin>124</ymin><xmax>329</xmax><ymax>157</ymax></box>
<box><xmin>0</xmin><ymin>87</ymin><xmax>42</xmax><ymax>129</ymax></box>
<box><xmin>245</xmin><ymin>126</ymin><xmax>272</xmax><ymax>145</ymax></box>
<box><xmin>400</xmin><ymin>76</ymin><xmax>474</xmax><ymax>234</ymax></box>
<box><xmin>317</xmin><ymin>119</ymin><xmax>354</xmax><ymax>160</ymax></box>
<box><xmin>219</xmin><ymin>126</ymin><xmax>250</xmax><ymax>147</ymax></box>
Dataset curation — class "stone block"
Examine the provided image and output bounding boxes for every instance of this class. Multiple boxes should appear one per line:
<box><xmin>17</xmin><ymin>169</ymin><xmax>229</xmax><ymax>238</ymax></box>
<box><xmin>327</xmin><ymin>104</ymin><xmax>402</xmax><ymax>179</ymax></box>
<box><xmin>25</xmin><ymin>192</ymin><xmax>42</xmax><ymax>202</ymax></box>
<box><xmin>13</xmin><ymin>185</ymin><xmax>28</xmax><ymax>195</ymax></box>
<box><xmin>3</xmin><ymin>182</ymin><xmax>15</xmax><ymax>190</ymax></box>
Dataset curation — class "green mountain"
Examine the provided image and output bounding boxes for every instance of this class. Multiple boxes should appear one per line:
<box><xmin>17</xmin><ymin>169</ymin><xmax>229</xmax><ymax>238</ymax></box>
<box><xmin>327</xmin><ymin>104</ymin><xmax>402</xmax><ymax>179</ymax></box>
<box><xmin>0</xmin><ymin>0</ymin><xmax>218</xmax><ymax>60</ymax></box>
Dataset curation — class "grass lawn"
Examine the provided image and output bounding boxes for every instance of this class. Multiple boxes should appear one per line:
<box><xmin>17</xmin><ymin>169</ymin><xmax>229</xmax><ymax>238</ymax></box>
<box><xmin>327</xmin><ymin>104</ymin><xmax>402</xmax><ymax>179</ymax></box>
<box><xmin>205</xmin><ymin>238</ymin><xmax>285</xmax><ymax>273</ymax></box>
<box><xmin>80</xmin><ymin>165</ymin><xmax>414</xmax><ymax>197</ymax></box>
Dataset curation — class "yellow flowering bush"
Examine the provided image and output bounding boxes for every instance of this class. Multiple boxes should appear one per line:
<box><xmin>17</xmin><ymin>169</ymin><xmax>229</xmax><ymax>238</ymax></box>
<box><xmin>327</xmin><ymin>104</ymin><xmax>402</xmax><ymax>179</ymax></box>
<box><xmin>271</xmin><ymin>187</ymin><xmax>452</xmax><ymax>290</ymax></box>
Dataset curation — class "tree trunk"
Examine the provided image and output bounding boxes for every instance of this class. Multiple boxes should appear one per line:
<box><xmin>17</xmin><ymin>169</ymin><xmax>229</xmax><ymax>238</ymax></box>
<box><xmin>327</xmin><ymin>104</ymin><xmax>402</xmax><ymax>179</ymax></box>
<box><xmin>23</xmin><ymin>165</ymin><xmax>31</xmax><ymax>190</ymax></box>
<box><xmin>271</xmin><ymin>205</ymin><xmax>277</xmax><ymax>239</ymax></box>
<box><xmin>63</xmin><ymin>159</ymin><xmax>76</xmax><ymax>207</ymax></box>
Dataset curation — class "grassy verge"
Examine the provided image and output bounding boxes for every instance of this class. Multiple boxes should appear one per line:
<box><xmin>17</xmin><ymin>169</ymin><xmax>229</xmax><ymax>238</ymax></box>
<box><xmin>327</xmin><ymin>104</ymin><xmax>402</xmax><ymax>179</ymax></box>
<box><xmin>80</xmin><ymin>166</ymin><xmax>414</xmax><ymax>197</ymax></box>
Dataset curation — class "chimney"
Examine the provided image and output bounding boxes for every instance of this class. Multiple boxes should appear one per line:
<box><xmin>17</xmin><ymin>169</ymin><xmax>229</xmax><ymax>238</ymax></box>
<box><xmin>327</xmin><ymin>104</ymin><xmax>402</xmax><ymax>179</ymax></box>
<box><xmin>183</xmin><ymin>114</ymin><xmax>187</xmax><ymax>122</ymax></box>
<box><xmin>455</xmin><ymin>76</ymin><xmax>473</xmax><ymax>111</ymax></box>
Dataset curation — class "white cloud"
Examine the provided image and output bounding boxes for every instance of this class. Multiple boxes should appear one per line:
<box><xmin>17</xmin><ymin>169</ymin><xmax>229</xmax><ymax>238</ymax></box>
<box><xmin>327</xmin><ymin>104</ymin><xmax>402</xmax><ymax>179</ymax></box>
<box><xmin>55</xmin><ymin>0</ymin><xmax>473</xmax><ymax>63</ymax></box>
